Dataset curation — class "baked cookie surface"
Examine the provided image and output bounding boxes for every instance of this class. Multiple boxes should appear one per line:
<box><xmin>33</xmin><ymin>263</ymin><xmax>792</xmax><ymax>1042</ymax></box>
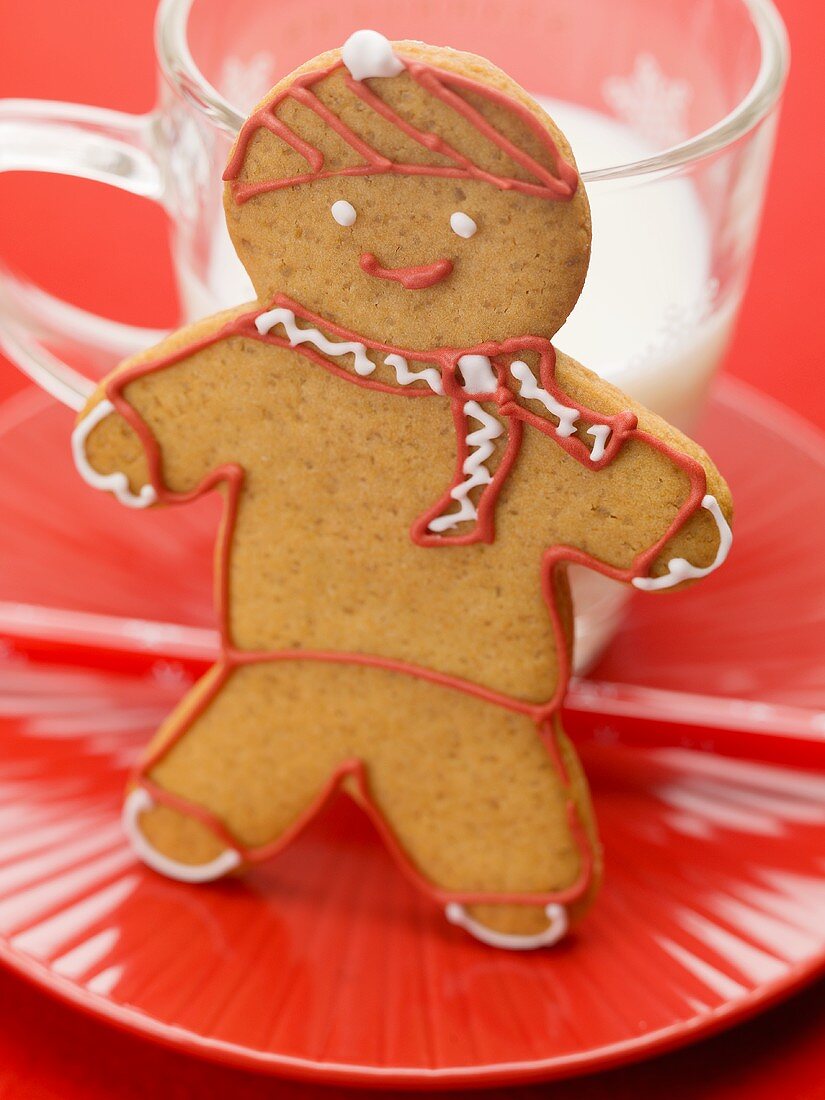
<box><xmin>73</xmin><ymin>31</ymin><xmax>732</xmax><ymax>949</ymax></box>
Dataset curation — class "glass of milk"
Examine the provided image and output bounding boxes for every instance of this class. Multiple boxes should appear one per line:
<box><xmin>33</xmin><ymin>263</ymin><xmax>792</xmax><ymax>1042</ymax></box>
<box><xmin>0</xmin><ymin>0</ymin><xmax>789</xmax><ymax>667</ymax></box>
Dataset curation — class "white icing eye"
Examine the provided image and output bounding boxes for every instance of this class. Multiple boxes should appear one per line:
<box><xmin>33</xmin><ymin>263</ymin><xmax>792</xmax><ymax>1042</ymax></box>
<box><xmin>450</xmin><ymin>212</ymin><xmax>477</xmax><ymax>238</ymax></box>
<box><xmin>331</xmin><ymin>200</ymin><xmax>357</xmax><ymax>226</ymax></box>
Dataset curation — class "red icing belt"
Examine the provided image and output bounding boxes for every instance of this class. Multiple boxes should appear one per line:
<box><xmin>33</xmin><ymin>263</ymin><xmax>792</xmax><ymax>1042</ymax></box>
<box><xmin>103</xmin><ymin>296</ymin><xmax>707</xmax><ymax>908</ymax></box>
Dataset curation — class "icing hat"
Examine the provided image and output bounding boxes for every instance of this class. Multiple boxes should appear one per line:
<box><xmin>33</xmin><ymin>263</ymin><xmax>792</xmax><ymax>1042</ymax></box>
<box><xmin>224</xmin><ymin>31</ymin><xmax>578</xmax><ymax>204</ymax></box>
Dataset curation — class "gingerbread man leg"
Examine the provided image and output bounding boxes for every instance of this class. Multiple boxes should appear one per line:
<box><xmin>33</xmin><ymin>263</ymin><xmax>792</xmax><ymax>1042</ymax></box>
<box><xmin>124</xmin><ymin>661</ymin><xmax>346</xmax><ymax>879</ymax></box>
<box><xmin>125</xmin><ymin>660</ymin><xmax>599</xmax><ymax>946</ymax></box>
<box><xmin>354</xmin><ymin>691</ymin><xmax>600</xmax><ymax>944</ymax></box>
<box><xmin>450</xmin><ymin>722</ymin><xmax>600</xmax><ymax>946</ymax></box>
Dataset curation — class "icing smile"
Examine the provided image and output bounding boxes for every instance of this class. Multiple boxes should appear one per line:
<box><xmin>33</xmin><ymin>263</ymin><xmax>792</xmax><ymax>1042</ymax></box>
<box><xmin>359</xmin><ymin>252</ymin><xmax>453</xmax><ymax>290</ymax></box>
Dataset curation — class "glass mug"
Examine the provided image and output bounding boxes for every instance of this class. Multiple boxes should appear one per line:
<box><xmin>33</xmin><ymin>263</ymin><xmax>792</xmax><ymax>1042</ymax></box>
<box><xmin>0</xmin><ymin>0</ymin><xmax>789</xmax><ymax>669</ymax></box>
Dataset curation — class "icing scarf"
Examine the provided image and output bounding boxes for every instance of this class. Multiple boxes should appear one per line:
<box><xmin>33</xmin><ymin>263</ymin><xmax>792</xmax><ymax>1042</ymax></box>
<box><xmin>248</xmin><ymin>295</ymin><xmax>639</xmax><ymax>547</ymax></box>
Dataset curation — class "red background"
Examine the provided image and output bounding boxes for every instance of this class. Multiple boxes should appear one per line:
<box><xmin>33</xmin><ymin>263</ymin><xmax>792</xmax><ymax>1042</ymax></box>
<box><xmin>0</xmin><ymin>1</ymin><xmax>823</xmax><ymax>1096</ymax></box>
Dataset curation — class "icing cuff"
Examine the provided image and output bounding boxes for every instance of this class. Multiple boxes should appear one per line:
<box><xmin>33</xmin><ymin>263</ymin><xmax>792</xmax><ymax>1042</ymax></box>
<box><xmin>71</xmin><ymin>399</ymin><xmax>157</xmax><ymax>509</ymax></box>
<box><xmin>632</xmin><ymin>493</ymin><xmax>732</xmax><ymax>591</ymax></box>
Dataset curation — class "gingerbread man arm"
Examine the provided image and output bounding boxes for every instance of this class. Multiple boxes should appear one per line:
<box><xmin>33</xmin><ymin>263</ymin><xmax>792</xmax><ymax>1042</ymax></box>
<box><xmin>71</xmin><ymin>390</ymin><xmax>157</xmax><ymax>508</ymax></box>
<box><xmin>72</xmin><ymin>304</ymin><xmax>259</xmax><ymax>507</ymax></box>
<box><xmin>535</xmin><ymin>348</ymin><xmax>733</xmax><ymax>588</ymax></box>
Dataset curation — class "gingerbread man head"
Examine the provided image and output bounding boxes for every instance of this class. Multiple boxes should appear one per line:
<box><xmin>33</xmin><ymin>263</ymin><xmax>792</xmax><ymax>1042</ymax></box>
<box><xmin>223</xmin><ymin>31</ymin><xmax>591</xmax><ymax>351</ymax></box>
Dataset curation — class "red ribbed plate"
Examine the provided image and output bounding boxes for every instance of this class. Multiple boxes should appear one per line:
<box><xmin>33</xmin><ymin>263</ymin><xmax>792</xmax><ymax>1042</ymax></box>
<box><xmin>0</xmin><ymin>382</ymin><xmax>823</xmax><ymax>1087</ymax></box>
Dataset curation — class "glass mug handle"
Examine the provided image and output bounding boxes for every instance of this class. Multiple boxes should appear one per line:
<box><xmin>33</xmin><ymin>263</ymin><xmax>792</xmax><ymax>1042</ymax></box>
<box><xmin>0</xmin><ymin>98</ymin><xmax>169</xmax><ymax>410</ymax></box>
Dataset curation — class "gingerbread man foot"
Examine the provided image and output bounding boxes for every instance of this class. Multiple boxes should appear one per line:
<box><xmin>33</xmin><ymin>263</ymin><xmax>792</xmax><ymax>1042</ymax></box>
<box><xmin>445</xmin><ymin>902</ymin><xmax>569</xmax><ymax>950</ymax></box>
<box><xmin>122</xmin><ymin>788</ymin><xmax>241</xmax><ymax>883</ymax></box>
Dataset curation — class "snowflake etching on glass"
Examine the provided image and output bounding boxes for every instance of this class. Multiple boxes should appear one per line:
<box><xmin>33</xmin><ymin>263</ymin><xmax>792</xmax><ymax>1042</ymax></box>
<box><xmin>220</xmin><ymin>54</ymin><xmax>276</xmax><ymax>113</ymax></box>
<box><xmin>603</xmin><ymin>54</ymin><xmax>692</xmax><ymax>149</ymax></box>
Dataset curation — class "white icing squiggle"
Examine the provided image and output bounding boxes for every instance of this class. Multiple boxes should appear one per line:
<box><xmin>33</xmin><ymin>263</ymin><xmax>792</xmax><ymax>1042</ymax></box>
<box><xmin>384</xmin><ymin>353</ymin><xmax>444</xmax><ymax>395</ymax></box>
<box><xmin>71</xmin><ymin>399</ymin><xmax>157</xmax><ymax>509</ymax></box>
<box><xmin>510</xmin><ymin>360</ymin><xmax>578</xmax><ymax>438</ymax></box>
<box><xmin>257</xmin><ymin>307</ymin><xmax>444</xmax><ymax>393</ymax></box>
<box><xmin>632</xmin><ymin>493</ymin><xmax>732</xmax><ymax>591</ymax></box>
<box><xmin>445</xmin><ymin>902</ymin><xmax>569</xmax><ymax>950</ymax></box>
<box><xmin>587</xmin><ymin>424</ymin><xmax>611</xmax><ymax>462</ymax></box>
<box><xmin>341</xmin><ymin>30</ymin><xmax>404</xmax><ymax>81</ymax></box>
<box><xmin>428</xmin><ymin>400</ymin><xmax>502</xmax><ymax>533</ymax></box>
<box><xmin>331</xmin><ymin>199</ymin><xmax>357</xmax><ymax>226</ymax></box>
<box><xmin>123</xmin><ymin>788</ymin><xmax>241</xmax><ymax>882</ymax></box>
<box><xmin>256</xmin><ymin>307</ymin><xmax>375</xmax><ymax>377</ymax></box>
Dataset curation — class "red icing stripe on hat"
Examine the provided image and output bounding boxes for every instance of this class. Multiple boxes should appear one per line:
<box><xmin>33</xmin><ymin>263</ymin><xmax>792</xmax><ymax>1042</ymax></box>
<box><xmin>224</xmin><ymin>54</ymin><xmax>578</xmax><ymax>203</ymax></box>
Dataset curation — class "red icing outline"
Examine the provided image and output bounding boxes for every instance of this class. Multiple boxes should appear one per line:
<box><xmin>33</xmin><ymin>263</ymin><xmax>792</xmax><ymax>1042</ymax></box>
<box><xmin>137</xmin><ymin>657</ymin><xmax>592</xmax><ymax>907</ymax></box>
<box><xmin>99</xmin><ymin>37</ymin><xmax>713</xmax><ymax>918</ymax></box>
<box><xmin>359</xmin><ymin>252</ymin><xmax>453</xmax><ymax>289</ymax></box>
<box><xmin>223</xmin><ymin>57</ymin><xmax>578</xmax><ymax>203</ymax></box>
<box><xmin>99</xmin><ymin>294</ymin><xmax>710</xmax><ymax>911</ymax></box>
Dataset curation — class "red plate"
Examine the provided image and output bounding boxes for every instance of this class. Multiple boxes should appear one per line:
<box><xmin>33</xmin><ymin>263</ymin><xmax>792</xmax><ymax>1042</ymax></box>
<box><xmin>0</xmin><ymin>381</ymin><xmax>823</xmax><ymax>1088</ymax></box>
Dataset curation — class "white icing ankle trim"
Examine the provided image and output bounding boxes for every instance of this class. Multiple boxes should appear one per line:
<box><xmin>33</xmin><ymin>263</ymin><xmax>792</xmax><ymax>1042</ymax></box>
<box><xmin>632</xmin><ymin>493</ymin><xmax>733</xmax><ymax>591</ymax></box>
<box><xmin>123</xmin><ymin>788</ymin><xmax>241</xmax><ymax>883</ymax></box>
<box><xmin>445</xmin><ymin>902</ymin><xmax>569</xmax><ymax>950</ymax></box>
<box><xmin>428</xmin><ymin>401</ymin><xmax>502</xmax><ymax>533</ymax></box>
<box><xmin>71</xmin><ymin>400</ymin><xmax>157</xmax><ymax>508</ymax></box>
<box><xmin>510</xmin><ymin>360</ymin><xmax>578</xmax><ymax>438</ymax></box>
<box><xmin>586</xmin><ymin>423</ymin><xmax>611</xmax><ymax>462</ymax></box>
<box><xmin>342</xmin><ymin>30</ymin><xmax>404</xmax><ymax>81</ymax></box>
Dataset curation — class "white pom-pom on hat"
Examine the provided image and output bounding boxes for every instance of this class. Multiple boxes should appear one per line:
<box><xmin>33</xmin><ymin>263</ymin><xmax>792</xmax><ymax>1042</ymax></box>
<box><xmin>342</xmin><ymin>29</ymin><xmax>405</xmax><ymax>81</ymax></box>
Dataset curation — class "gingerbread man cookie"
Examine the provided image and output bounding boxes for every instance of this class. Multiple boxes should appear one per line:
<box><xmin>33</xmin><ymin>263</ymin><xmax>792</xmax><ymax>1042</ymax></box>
<box><xmin>72</xmin><ymin>31</ymin><xmax>732</xmax><ymax>949</ymax></box>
